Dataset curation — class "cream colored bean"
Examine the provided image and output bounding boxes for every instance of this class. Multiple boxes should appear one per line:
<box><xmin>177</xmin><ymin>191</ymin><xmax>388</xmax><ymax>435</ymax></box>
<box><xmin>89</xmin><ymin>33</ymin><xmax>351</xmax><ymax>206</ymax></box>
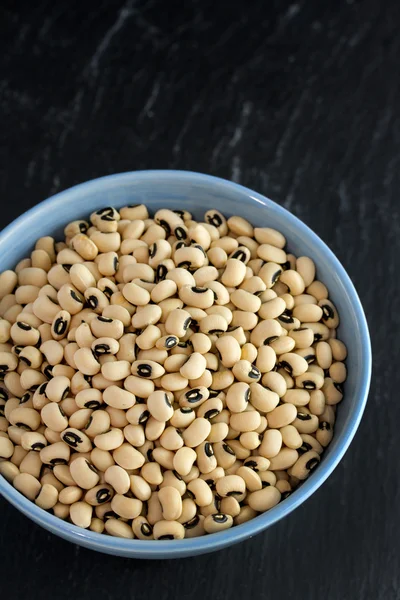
<box><xmin>94</xmin><ymin>428</ymin><xmax>124</xmax><ymax>451</ymax></box>
<box><xmin>40</xmin><ymin>403</ymin><xmax>69</xmax><ymax>432</ymax></box>
<box><xmin>13</xmin><ymin>472</ymin><xmax>41</xmax><ymax>500</ymax></box>
<box><xmin>248</xmin><ymin>486</ymin><xmax>281</xmax><ymax>512</ymax></box>
<box><xmin>203</xmin><ymin>513</ymin><xmax>233</xmax><ymax>534</ymax></box>
<box><xmin>113</xmin><ymin>443</ymin><xmax>145</xmax><ymax>470</ymax></box>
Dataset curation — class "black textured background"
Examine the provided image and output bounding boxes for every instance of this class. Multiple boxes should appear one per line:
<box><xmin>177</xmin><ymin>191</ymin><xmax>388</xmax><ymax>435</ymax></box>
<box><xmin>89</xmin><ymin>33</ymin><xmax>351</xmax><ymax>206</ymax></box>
<box><xmin>1</xmin><ymin>1</ymin><xmax>398</xmax><ymax>598</ymax></box>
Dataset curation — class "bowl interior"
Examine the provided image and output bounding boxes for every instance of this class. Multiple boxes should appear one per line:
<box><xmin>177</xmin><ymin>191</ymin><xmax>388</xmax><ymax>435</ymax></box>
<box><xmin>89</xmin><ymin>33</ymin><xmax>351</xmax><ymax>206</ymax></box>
<box><xmin>0</xmin><ymin>171</ymin><xmax>371</xmax><ymax>558</ymax></box>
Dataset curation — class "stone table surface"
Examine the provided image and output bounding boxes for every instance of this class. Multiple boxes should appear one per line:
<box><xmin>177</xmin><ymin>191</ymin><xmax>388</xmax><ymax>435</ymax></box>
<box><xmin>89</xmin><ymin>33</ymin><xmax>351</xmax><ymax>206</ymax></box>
<box><xmin>0</xmin><ymin>1</ymin><xmax>398</xmax><ymax>598</ymax></box>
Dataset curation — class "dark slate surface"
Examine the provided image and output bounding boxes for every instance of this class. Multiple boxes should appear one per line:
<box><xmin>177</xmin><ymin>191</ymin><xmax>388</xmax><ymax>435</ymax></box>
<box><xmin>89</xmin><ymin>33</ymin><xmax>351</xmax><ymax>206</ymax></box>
<box><xmin>0</xmin><ymin>0</ymin><xmax>397</xmax><ymax>598</ymax></box>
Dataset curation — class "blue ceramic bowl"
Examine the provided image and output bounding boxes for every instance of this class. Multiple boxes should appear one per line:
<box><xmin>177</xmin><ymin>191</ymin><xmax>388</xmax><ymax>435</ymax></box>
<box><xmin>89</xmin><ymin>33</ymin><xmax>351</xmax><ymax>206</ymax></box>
<box><xmin>0</xmin><ymin>171</ymin><xmax>371</xmax><ymax>558</ymax></box>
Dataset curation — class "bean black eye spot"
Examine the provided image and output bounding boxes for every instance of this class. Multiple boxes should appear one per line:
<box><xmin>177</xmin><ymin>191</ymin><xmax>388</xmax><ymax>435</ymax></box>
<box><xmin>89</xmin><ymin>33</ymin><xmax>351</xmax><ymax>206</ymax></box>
<box><xmin>137</xmin><ymin>364</ymin><xmax>152</xmax><ymax>378</ymax></box>
<box><xmin>17</xmin><ymin>322</ymin><xmax>31</xmax><ymax>331</ymax></box>
<box><xmin>70</xmin><ymin>290</ymin><xmax>83</xmax><ymax>303</ymax></box>
<box><xmin>212</xmin><ymin>514</ymin><xmax>227</xmax><ymax>524</ymax></box>
<box><xmin>175</xmin><ymin>227</ymin><xmax>187</xmax><ymax>240</ymax></box>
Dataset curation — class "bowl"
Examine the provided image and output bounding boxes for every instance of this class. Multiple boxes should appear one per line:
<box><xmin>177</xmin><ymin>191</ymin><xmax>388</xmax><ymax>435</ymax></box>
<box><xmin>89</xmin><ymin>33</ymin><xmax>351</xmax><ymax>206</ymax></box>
<box><xmin>0</xmin><ymin>170</ymin><xmax>371</xmax><ymax>558</ymax></box>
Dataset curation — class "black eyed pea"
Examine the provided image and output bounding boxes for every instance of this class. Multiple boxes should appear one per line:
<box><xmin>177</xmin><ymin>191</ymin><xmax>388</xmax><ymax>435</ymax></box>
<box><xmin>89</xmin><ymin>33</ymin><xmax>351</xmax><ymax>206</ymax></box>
<box><xmin>90</xmin><ymin>518</ymin><xmax>105</xmax><ymax>533</ymax></box>
<box><xmin>61</xmin><ymin>428</ymin><xmax>92</xmax><ymax>452</ymax></box>
<box><xmin>20</xmin><ymin>431</ymin><xmax>47</xmax><ymax>450</ymax></box>
<box><xmin>124</xmin><ymin>424</ymin><xmax>145</xmax><ymax>447</ymax></box>
<box><xmin>328</xmin><ymin>338</ymin><xmax>347</xmax><ymax>361</ymax></box>
<box><xmin>257</xmin><ymin>296</ymin><xmax>287</xmax><ymax>321</ymax></box>
<box><xmin>219</xmin><ymin>496</ymin><xmax>240</xmax><ymax>517</ymax></box>
<box><xmin>225</xmin><ymin>440</ymin><xmax>250</xmax><ymax>461</ymax></box>
<box><xmin>0</xmin><ymin>460</ymin><xmax>20</xmax><ymax>483</ymax></box>
<box><xmin>51</xmin><ymin>310</ymin><xmax>71</xmax><ymax>340</ymax></box>
<box><xmin>19</xmin><ymin>368</ymin><xmax>47</xmax><ymax>392</ymax></box>
<box><xmin>267</xmin><ymin>404</ymin><xmax>297</xmax><ymax>429</ymax></box>
<box><xmin>153</xmin><ymin>520</ymin><xmax>185</xmax><ymax>540</ymax></box>
<box><xmin>203</xmin><ymin>513</ymin><xmax>233</xmax><ymax>534</ymax></box>
<box><xmin>289</xmin><ymin>328</ymin><xmax>315</xmax><ymax>350</ymax></box>
<box><xmin>40</xmin><ymin>340</ymin><xmax>64</xmax><ymax>366</ymax></box>
<box><xmin>249</xmin><ymin>382</ymin><xmax>279</xmax><ymax>413</ymax></box>
<box><xmin>221</xmin><ymin>258</ymin><xmax>247</xmax><ymax>288</ymax></box>
<box><xmin>126</xmin><ymin>403</ymin><xmax>150</xmax><ymax>426</ymax></box>
<box><xmin>292</xmin><ymin>303</ymin><xmax>323</xmax><ymax>323</ymax></box>
<box><xmin>158</xmin><ymin>485</ymin><xmax>183</xmax><ymax>520</ymax></box>
<box><xmin>110</xmin><ymin>494</ymin><xmax>142</xmax><ymax>519</ymax></box>
<box><xmin>53</xmin><ymin>464</ymin><xmax>76</xmax><ymax>486</ymax></box>
<box><xmin>159</xmin><ymin>470</ymin><xmax>186</xmax><ymax>496</ymax></box>
<box><xmin>147</xmin><ymin>390</ymin><xmax>174</xmax><ymax>422</ymax></box>
<box><xmin>19</xmin><ymin>450</ymin><xmax>42</xmax><ymax>478</ymax></box>
<box><xmin>179</xmin><ymin>353</ymin><xmax>207</xmax><ymax>381</ymax></box>
<box><xmin>164</xmin><ymin>308</ymin><xmax>192</xmax><ymax>338</ymax></box>
<box><xmin>58</xmin><ymin>486</ymin><xmax>84</xmax><ymax>504</ymax></box>
<box><xmin>216</xmin><ymin>474</ymin><xmax>246</xmax><ymax>498</ymax></box>
<box><xmin>295</xmin><ymin>256</ymin><xmax>315</xmax><ymax>287</ymax></box>
<box><xmin>174</xmin><ymin>246</ymin><xmax>205</xmax><ymax>271</ymax></box>
<box><xmin>113</xmin><ymin>443</ymin><xmax>145</xmax><ymax>470</ymax></box>
<box><xmin>0</xmin><ymin>435</ymin><xmax>14</xmax><ymax>458</ymax></box>
<box><xmin>250</xmin><ymin>319</ymin><xmax>282</xmax><ymax>347</ymax></box>
<box><xmin>69</xmin><ymin>263</ymin><xmax>96</xmax><ymax>293</ymax></box>
<box><xmin>215</xmin><ymin>335</ymin><xmax>241</xmax><ymax>368</ymax></box>
<box><xmin>45</xmin><ymin>375</ymin><xmax>71</xmax><ymax>403</ymax></box>
<box><xmin>205</xmin><ymin>209</ymin><xmax>228</xmax><ymax>235</ymax></box>
<box><xmin>0</xmin><ymin>271</ymin><xmax>18</xmax><ymax>301</ymax></box>
<box><xmin>0</xmin><ymin>319</ymin><xmax>11</xmax><ymax>344</ymax></box>
<box><xmin>303</xmin><ymin>321</ymin><xmax>330</xmax><ymax>342</ymax></box>
<box><xmin>182</xmin><ymin>418</ymin><xmax>211</xmax><ymax>448</ymax></box>
<box><xmin>173</xmin><ymin>446</ymin><xmax>197</xmax><ymax>476</ymax></box>
<box><xmin>269</xmin><ymin>335</ymin><xmax>296</xmax><ymax>355</ymax></box>
<box><xmin>316</xmin><ymin>341</ymin><xmax>333</xmax><ymax>369</ymax></box>
<box><xmin>248</xmin><ymin>485</ymin><xmax>281</xmax><ymax>512</ymax></box>
<box><xmin>156</xmin><ymin>334</ymin><xmax>179</xmax><ymax>351</ymax></box>
<box><xmin>329</xmin><ymin>361</ymin><xmax>347</xmax><ymax>384</ymax></box>
<box><xmin>230</xmin><ymin>310</ymin><xmax>258</xmax><ymax>331</ymax></box>
<box><xmin>170</xmin><ymin>407</ymin><xmax>196</xmax><ymax>429</ymax></box>
<box><xmin>232</xmin><ymin>360</ymin><xmax>261</xmax><ymax>384</ymax></box>
<box><xmin>322</xmin><ymin>377</ymin><xmax>343</xmax><ymax>405</ymax></box>
<box><xmin>141</xmin><ymin>462</ymin><xmax>163</xmax><ymax>486</ymax></box>
<box><xmin>90</xmin><ymin>316</ymin><xmax>124</xmax><ymax>340</ymax></box>
<box><xmin>101</xmin><ymin>360</ymin><xmax>131</xmax><ymax>382</ymax></box>
<box><xmin>92</xmin><ymin>337</ymin><xmax>120</xmax><ymax>358</ymax></box>
<box><xmin>124</xmin><ymin>376</ymin><xmax>154</xmax><ymax>400</ymax></box>
<box><xmin>191</xmin><ymin>368</ymin><xmax>213</xmax><ymax>389</ymax></box>
<box><xmin>131</xmin><ymin>360</ymin><xmax>165</xmax><ymax>380</ymax></box>
<box><xmin>316</xmin><ymin>421</ymin><xmax>334</xmax><ymax>446</ymax></box>
<box><xmin>197</xmin><ymin>397</ymin><xmax>223</xmax><ymax>420</ymax></box>
<box><xmin>10</xmin><ymin>322</ymin><xmax>41</xmax><ymax>347</ymax></box>
<box><xmin>280</xmin><ymin>425</ymin><xmax>303</xmax><ymax>450</ymax></box>
<box><xmin>5</xmin><ymin>397</ymin><xmax>20</xmax><ymax>422</ymax></box>
<box><xmin>160</xmin><ymin>372</ymin><xmax>188</xmax><ymax>392</ymax></box>
<box><xmin>239</xmin><ymin>431</ymin><xmax>261</xmax><ymax>450</ymax></box>
<box><xmin>282</xmin><ymin>389</ymin><xmax>310</xmax><ymax>407</ymax></box>
<box><xmin>132</xmin><ymin>516</ymin><xmax>154</xmax><ymax>540</ymax></box>
<box><xmin>199</xmin><ymin>313</ymin><xmax>229</xmax><ymax>336</ymax></box>
<box><xmin>75</xmin><ymin>389</ymin><xmax>103</xmax><ymax>410</ymax></box>
<box><xmin>70</xmin><ymin>501</ymin><xmax>93</xmax><ymax>528</ymax></box>
<box><xmin>94</xmin><ymin>427</ymin><xmax>124</xmax><ymax>451</ymax></box>
<box><xmin>90</xmin><ymin>448</ymin><xmax>115</xmax><ymax>472</ymax></box>
<box><xmin>69</xmin><ymin>457</ymin><xmax>99</xmax><ymax>489</ymax></box>
<box><xmin>13</xmin><ymin>472</ymin><xmax>41</xmax><ymax>500</ymax></box>
<box><xmin>236</xmin><ymin>466</ymin><xmax>262</xmax><ymax>492</ymax></box>
<box><xmin>255</xmin><ymin>345</ymin><xmax>276</xmax><ymax>374</ymax></box>
<box><xmin>318</xmin><ymin>298</ymin><xmax>339</xmax><ymax>328</ymax></box>
<box><xmin>57</xmin><ymin>284</ymin><xmax>84</xmax><ymax>315</ymax></box>
<box><xmin>129</xmin><ymin>474</ymin><xmax>152</xmax><ymax>501</ymax></box>
<box><xmin>234</xmin><ymin>505</ymin><xmax>258</xmax><ymax>526</ymax></box>
<box><xmin>243</xmin><ymin>456</ymin><xmax>270</xmax><ymax>472</ymax></box>
<box><xmin>279</xmin><ymin>269</ymin><xmax>305</xmax><ymax>296</ymax></box>
<box><xmin>179</xmin><ymin>285</ymin><xmax>214</xmax><ymax>309</ymax></box>
<box><xmin>292</xmin><ymin>410</ymin><xmax>319</xmax><ymax>434</ymax></box>
<box><xmin>213</xmin><ymin>441</ymin><xmax>237</xmax><ymax>469</ymax></box>
<box><xmin>135</xmin><ymin>325</ymin><xmax>162</xmax><ymax>351</ymax></box>
<box><xmin>177</xmin><ymin>497</ymin><xmax>197</xmax><ymax>525</ymax></box>
<box><xmin>226</xmin><ymin>382</ymin><xmax>250</xmax><ymax>413</ymax></box>
<box><xmin>230</xmin><ymin>410</ymin><xmax>261</xmax><ymax>433</ymax></box>
<box><xmin>9</xmin><ymin>407</ymin><xmax>41</xmax><ymax>431</ymax></box>
<box><xmin>308</xmin><ymin>390</ymin><xmax>326</xmax><ymax>416</ymax></box>
<box><xmin>291</xmin><ymin>450</ymin><xmax>321</xmax><ymax>480</ymax></box>
<box><xmin>195</xmin><ymin>441</ymin><xmax>217</xmax><ymax>474</ymax></box>
<box><xmin>279</xmin><ymin>352</ymin><xmax>308</xmax><ymax>377</ymax></box>
<box><xmin>104</xmin><ymin>464</ymin><xmax>130</xmax><ymax>495</ymax></box>
<box><xmin>295</xmin><ymin>371</ymin><xmax>325</xmax><ymax>391</ymax></box>
<box><xmin>40</xmin><ymin>403</ymin><xmax>69</xmax><ymax>432</ymax></box>
<box><xmin>158</xmin><ymin>426</ymin><xmax>183</xmax><ymax>451</ymax></box>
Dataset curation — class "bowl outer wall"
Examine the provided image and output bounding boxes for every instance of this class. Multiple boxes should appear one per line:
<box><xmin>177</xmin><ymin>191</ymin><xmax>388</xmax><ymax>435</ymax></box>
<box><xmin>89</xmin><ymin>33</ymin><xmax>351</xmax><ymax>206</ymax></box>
<box><xmin>0</xmin><ymin>170</ymin><xmax>371</xmax><ymax>558</ymax></box>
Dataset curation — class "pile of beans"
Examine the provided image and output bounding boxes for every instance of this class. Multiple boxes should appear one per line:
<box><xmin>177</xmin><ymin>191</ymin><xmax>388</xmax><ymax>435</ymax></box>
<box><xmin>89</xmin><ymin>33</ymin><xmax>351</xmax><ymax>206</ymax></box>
<box><xmin>0</xmin><ymin>205</ymin><xmax>347</xmax><ymax>540</ymax></box>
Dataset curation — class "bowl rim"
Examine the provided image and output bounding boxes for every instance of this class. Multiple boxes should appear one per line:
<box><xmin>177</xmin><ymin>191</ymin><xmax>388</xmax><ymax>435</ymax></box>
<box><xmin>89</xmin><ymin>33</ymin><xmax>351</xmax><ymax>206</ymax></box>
<box><xmin>0</xmin><ymin>169</ymin><xmax>372</xmax><ymax>557</ymax></box>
